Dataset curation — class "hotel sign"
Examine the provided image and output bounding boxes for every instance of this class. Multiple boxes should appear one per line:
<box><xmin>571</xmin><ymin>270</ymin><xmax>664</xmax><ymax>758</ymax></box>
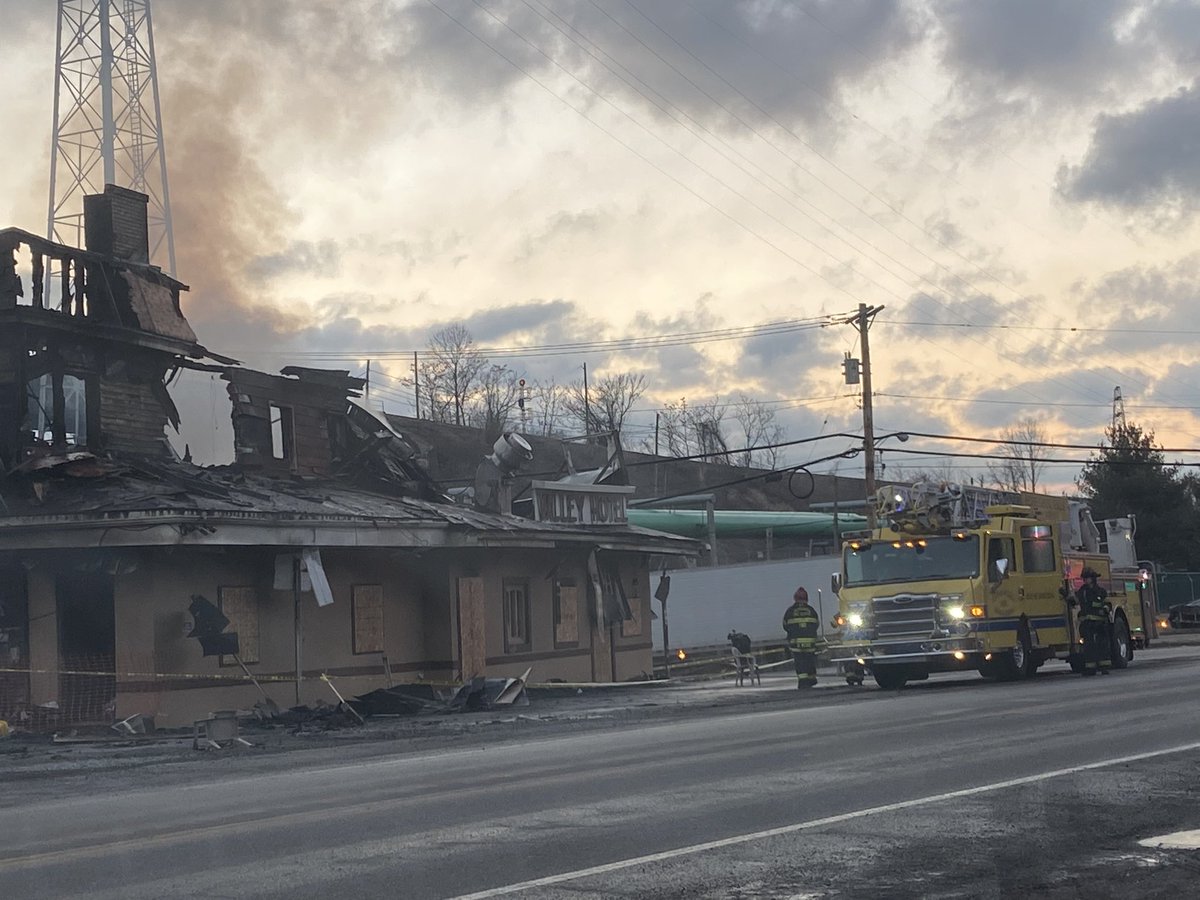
<box><xmin>531</xmin><ymin>481</ymin><xmax>635</xmax><ymax>525</ymax></box>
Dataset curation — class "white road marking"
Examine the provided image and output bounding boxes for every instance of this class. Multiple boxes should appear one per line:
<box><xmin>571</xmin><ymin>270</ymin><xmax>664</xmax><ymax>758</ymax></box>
<box><xmin>1138</xmin><ymin>829</ymin><xmax>1200</xmax><ymax>850</ymax></box>
<box><xmin>450</xmin><ymin>741</ymin><xmax>1200</xmax><ymax>899</ymax></box>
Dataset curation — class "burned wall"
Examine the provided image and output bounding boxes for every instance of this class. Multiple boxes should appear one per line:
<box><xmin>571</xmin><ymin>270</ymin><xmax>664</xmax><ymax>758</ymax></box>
<box><xmin>109</xmin><ymin>546</ymin><xmax>443</xmax><ymax>725</ymax></box>
<box><xmin>223</xmin><ymin>367</ymin><xmax>364</xmax><ymax>476</ymax></box>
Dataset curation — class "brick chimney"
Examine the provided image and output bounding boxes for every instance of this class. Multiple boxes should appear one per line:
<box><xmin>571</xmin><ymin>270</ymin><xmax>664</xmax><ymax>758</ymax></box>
<box><xmin>83</xmin><ymin>184</ymin><xmax>150</xmax><ymax>264</ymax></box>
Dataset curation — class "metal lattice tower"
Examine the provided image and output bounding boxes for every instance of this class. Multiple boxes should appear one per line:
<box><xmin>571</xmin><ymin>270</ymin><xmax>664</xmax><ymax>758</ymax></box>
<box><xmin>48</xmin><ymin>0</ymin><xmax>176</xmax><ymax>274</ymax></box>
<box><xmin>1112</xmin><ymin>386</ymin><xmax>1126</xmax><ymax>430</ymax></box>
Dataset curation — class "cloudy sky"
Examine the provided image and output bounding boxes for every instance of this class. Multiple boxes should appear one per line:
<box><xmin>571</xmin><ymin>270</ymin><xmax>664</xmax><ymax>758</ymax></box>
<box><xmin>2</xmin><ymin>0</ymin><xmax>1199</xmax><ymax>488</ymax></box>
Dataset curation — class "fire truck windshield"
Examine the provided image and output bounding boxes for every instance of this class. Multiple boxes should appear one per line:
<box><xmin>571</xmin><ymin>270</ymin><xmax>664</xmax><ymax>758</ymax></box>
<box><xmin>844</xmin><ymin>535</ymin><xmax>980</xmax><ymax>586</ymax></box>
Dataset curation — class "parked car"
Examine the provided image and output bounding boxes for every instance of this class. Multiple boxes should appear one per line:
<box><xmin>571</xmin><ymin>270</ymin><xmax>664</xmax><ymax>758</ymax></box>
<box><xmin>1167</xmin><ymin>599</ymin><xmax>1200</xmax><ymax>628</ymax></box>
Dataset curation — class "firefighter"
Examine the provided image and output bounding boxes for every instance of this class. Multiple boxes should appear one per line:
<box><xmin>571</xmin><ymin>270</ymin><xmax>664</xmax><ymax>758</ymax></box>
<box><xmin>1075</xmin><ymin>568</ymin><xmax>1111</xmax><ymax>676</ymax></box>
<box><xmin>783</xmin><ymin>587</ymin><xmax>820</xmax><ymax>689</ymax></box>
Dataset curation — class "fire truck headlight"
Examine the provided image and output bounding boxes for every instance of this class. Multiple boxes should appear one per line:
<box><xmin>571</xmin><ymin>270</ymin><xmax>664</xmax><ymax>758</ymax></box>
<box><xmin>945</xmin><ymin>605</ymin><xmax>966</xmax><ymax>621</ymax></box>
<box><xmin>848</xmin><ymin>613</ymin><xmax>865</xmax><ymax>628</ymax></box>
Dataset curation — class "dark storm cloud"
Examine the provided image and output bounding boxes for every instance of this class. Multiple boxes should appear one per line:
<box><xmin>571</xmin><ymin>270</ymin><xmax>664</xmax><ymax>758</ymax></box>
<box><xmin>1057</xmin><ymin>81</ymin><xmax>1200</xmax><ymax>221</ymax></box>
<box><xmin>460</xmin><ymin>299</ymin><xmax>578</xmax><ymax>343</ymax></box>
<box><xmin>736</xmin><ymin>323</ymin><xmax>833</xmax><ymax>377</ymax></box>
<box><xmin>571</xmin><ymin>0</ymin><xmax>922</xmax><ymax>133</ymax></box>
<box><xmin>1066</xmin><ymin>254</ymin><xmax>1200</xmax><ymax>354</ymax></box>
<box><xmin>514</xmin><ymin>208</ymin><xmax>607</xmax><ymax>263</ymax></box>
<box><xmin>1140</xmin><ymin>0</ymin><xmax>1200</xmax><ymax>67</ymax></box>
<box><xmin>164</xmin><ymin>1</ymin><xmax>920</xmax><ymax>139</ymax></box>
<box><xmin>116</xmin><ymin>0</ymin><xmax>923</xmax><ymax>358</ymax></box>
<box><xmin>639</xmin><ymin>342</ymin><xmax>710</xmax><ymax>387</ymax></box>
<box><xmin>896</xmin><ymin>290</ymin><xmax>1010</xmax><ymax>330</ymax></box>
<box><xmin>955</xmin><ymin>368</ymin><xmax>1118</xmax><ymax>433</ymax></box>
<box><xmin>246</xmin><ymin>240</ymin><xmax>342</xmax><ymax>282</ymax></box>
<box><xmin>933</xmin><ymin>0</ymin><xmax>1138</xmax><ymax>99</ymax></box>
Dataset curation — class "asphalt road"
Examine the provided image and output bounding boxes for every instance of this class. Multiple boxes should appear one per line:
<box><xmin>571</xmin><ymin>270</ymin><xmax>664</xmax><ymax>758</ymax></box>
<box><xmin>4</xmin><ymin>649</ymin><xmax>1200</xmax><ymax>899</ymax></box>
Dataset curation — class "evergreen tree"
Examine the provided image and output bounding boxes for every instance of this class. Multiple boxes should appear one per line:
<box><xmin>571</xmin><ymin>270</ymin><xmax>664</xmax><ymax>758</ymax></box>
<box><xmin>1077</xmin><ymin>423</ymin><xmax>1199</xmax><ymax>568</ymax></box>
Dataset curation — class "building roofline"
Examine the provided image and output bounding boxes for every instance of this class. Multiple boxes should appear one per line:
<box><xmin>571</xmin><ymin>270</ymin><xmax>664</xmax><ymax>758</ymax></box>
<box><xmin>0</xmin><ymin>505</ymin><xmax>698</xmax><ymax>555</ymax></box>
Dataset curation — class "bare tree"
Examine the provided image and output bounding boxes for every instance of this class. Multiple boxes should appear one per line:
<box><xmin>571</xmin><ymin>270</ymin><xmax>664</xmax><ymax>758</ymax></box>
<box><xmin>420</xmin><ymin>324</ymin><xmax>487</xmax><ymax>426</ymax></box>
<box><xmin>656</xmin><ymin>396</ymin><xmax>730</xmax><ymax>463</ymax></box>
<box><xmin>730</xmin><ymin>394</ymin><xmax>787</xmax><ymax>468</ymax></box>
<box><xmin>988</xmin><ymin>417</ymin><xmax>1049</xmax><ymax>493</ymax></box>
<box><xmin>658</xmin><ymin>398</ymin><xmax>691</xmax><ymax>457</ymax></box>
<box><xmin>467</xmin><ymin>364</ymin><xmax>521</xmax><ymax>440</ymax></box>
<box><xmin>686</xmin><ymin>396</ymin><xmax>728</xmax><ymax>463</ymax></box>
<box><xmin>564</xmin><ymin>372</ymin><xmax>646</xmax><ymax>435</ymax></box>
<box><xmin>529</xmin><ymin>379</ymin><xmax>569</xmax><ymax>436</ymax></box>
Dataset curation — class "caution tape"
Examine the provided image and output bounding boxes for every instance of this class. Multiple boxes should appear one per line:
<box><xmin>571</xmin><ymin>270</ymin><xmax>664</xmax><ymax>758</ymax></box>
<box><xmin>1</xmin><ymin>666</ymin><xmax>331</xmax><ymax>684</ymax></box>
<box><xmin>0</xmin><ymin>667</ymin><xmax>659</xmax><ymax>691</ymax></box>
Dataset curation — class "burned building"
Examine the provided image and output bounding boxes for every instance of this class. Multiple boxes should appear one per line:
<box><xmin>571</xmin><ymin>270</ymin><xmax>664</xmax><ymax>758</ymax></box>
<box><xmin>0</xmin><ymin>187</ymin><xmax>693</xmax><ymax>730</ymax></box>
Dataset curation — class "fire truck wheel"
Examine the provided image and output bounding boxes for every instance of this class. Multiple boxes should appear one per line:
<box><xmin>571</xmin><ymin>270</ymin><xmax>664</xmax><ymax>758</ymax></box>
<box><xmin>1110</xmin><ymin>617</ymin><xmax>1132</xmax><ymax>669</ymax></box>
<box><xmin>997</xmin><ymin>624</ymin><xmax>1034</xmax><ymax>681</ymax></box>
<box><xmin>873</xmin><ymin>667</ymin><xmax>908</xmax><ymax>690</ymax></box>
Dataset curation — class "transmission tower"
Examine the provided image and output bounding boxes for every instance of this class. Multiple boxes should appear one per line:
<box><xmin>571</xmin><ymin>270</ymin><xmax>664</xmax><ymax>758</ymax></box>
<box><xmin>48</xmin><ymin>0</ymin><xmax>176</xmax><ymax>274</ymax></box>
<box><xmin>1112</xmin><ymin>386</ymin><xmax>1126</xmax><ymax>430</ymax></box>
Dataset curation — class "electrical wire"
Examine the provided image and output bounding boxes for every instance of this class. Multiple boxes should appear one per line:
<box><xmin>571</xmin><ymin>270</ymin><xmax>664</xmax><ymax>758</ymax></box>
<box><xmin>230</xmin><ymin>314</ymin><xmax>839</xmax><ymax>360</ymax></box>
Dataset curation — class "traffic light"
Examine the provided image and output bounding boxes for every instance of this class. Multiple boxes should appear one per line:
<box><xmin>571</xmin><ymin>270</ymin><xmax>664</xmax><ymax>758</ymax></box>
<box><xmin>842</xmin><ymin>354</ymin><xmax>861</xmax><ymax>385</ymax></box>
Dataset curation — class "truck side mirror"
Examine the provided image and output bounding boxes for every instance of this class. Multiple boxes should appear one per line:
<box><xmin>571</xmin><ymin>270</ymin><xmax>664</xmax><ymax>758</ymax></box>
<box><xmin>831</xmin><ymin>573</ymin><xmax>841</xmax><ymax>594</ymax></box>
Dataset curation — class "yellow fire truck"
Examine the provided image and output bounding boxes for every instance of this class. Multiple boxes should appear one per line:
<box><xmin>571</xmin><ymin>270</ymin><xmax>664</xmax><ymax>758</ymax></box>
<box><xmin>831</xmin><ymin>484</ymin><xmax>1152</xmax><ymax>689</ymax></box>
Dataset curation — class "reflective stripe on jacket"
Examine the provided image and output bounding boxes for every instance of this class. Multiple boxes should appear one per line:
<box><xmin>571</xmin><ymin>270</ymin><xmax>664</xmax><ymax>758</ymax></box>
<box><xmin>1076</xmin><ymin>584</ymin><xmax>1109</xmax><ymax>622</ymax></box>
<box><xmin>784</xmin><ymin>602</ymin><xmax>819</xmax><ymax>649</ymax></box>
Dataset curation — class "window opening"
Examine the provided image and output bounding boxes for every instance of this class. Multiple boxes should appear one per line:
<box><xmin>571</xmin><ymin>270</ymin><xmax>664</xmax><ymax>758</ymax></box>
<box><xmin>26</xmin><ymin>373</ymin><xmax>88</xmax><ymax>445</ymax></box>
<box><xmin>503</xmin><ymin>579</ymin><xmax>531</xmax><ymax>653</ymax></box>
<box><xmin>1020</xmin><ymin>525</ymin><xmax>1057</xmax><ymax>573</ymax></box>
<box><xmin>269</xmin><ymin>404</ymin><xmax>293</xmax><ymax>461</ymax></box>
<box><xmin>553</xmin><ymin>580</ymin><xmax>578</xmax><ymax>646</ymax></box>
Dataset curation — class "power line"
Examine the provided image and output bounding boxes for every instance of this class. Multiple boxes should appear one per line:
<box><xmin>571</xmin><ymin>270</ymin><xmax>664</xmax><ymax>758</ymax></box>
<box><xmin>229</xmin><ymin>313</ymin><xmax>840</xmax><ymax>360</ymax></box>
<box><xmin>902</xmin><ymin>430</ymin><xmax>1200</xmax><ymax>455</ymax></box>
<box><xmin>598</xmin><ymin>5</ymin><xmax>1169</xmax><ymax>419</ymax></box>
<box><xmin>884</xmin><ymin>319</ymin><xmax>1200</xmax><ymax>337</ymax></box>
<box><xmin>882</xmin><ymin>446</ymin><xmax>1200</xmax><ymax>468</ymax></box>
<box><xmin>876</xmin><ymin>392</ymin><xmax>1200</xmax><ymax>412</ymax></box>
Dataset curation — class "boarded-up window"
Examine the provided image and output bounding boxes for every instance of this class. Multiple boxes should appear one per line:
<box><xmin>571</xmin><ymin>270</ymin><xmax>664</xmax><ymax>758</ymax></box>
<box><xmin>352</xmin><ymin>584</ymin><xmax>385</xmax><ymax>654</ymax></box>
<box><xmin>503</xmin><ymin>579</ymin><xmax>531</xmax><ymax>654</ymax></box>
<box><xmin>458</xmin><ymin>576</ymin><xmax>486</xmax><ymax>678</ymax></box>
<box><xmin>554</xmin><ymin>581</ymin><xmax>579</xmax><ymax>646</ymax></box>
<box><xmin>218</xmin><ymin>586</ymin><xmax>259</xmax><ymax>666</ymax></box>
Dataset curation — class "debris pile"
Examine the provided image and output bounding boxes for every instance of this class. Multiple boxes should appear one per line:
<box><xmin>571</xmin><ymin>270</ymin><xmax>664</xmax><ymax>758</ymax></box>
<box><xmin>350</xmin><ymin>667</ymin><xmax>532</xmax><ymax>718</ymax></box>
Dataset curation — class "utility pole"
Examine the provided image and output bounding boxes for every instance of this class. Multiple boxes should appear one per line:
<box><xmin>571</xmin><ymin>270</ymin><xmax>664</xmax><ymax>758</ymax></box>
<box><xmin>413</xmin><ymin>351</ymin><xmax>420</xmax><ymax>419</ymax></box>
<box><xmin>831</xmin><ymin>466</ymin><xmax>840</xmax><ymax>548</ymax></box>
<box><xmin>845</xmin><ymin>303</ymin><xmax>884</xmax><ymax>528</ymax></box>
<box><xmin>582</xmin><ymin>363</ymin><xmax>591</xmax><ymax>434</ymax></box>
<box><xmin>364</xmin><ymin>360</ymin><xmax>371</xmax><ymax>404</ymax></box>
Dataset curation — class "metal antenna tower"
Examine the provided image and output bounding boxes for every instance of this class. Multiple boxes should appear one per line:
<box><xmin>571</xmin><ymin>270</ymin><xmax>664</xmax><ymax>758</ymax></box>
<box><xmin>48</xmin><ymin>0</ymin><xmax>176</xmax><ymax>274</ymax></box>
<box><xmin>1112</xmin><ymin>386</ymin><xmax>1126</xmax><ymax>430</ymax></box>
